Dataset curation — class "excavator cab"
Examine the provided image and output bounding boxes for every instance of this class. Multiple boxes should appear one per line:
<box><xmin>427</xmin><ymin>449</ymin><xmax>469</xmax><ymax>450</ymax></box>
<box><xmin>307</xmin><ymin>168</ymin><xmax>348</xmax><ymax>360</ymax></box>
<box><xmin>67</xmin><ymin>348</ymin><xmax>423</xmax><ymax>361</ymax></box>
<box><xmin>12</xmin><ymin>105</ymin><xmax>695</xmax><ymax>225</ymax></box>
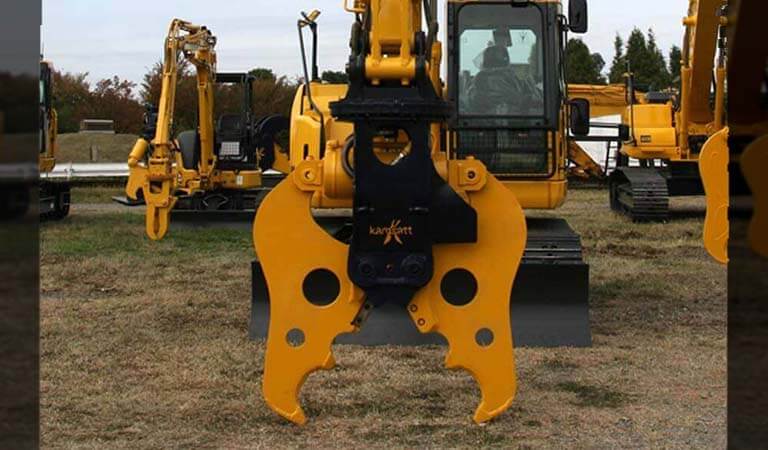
<box><xmin>447</xmin><ymin>0</ymin><xmax>588</xmax><ymax>208</ymax></box>
<box><xmin>448</xmin><ymin>2</ymin><xmax>556</xmax><ymax>177</ymax></box>
<box><xmin>178</xmin><ymin>72</ymin><xmax>268</xmax><ymax>172</ymax></box>
<box><xmin>212</xmin><ymin>73</ymin><xmax>260</xmax><ymax>171</ymax></box>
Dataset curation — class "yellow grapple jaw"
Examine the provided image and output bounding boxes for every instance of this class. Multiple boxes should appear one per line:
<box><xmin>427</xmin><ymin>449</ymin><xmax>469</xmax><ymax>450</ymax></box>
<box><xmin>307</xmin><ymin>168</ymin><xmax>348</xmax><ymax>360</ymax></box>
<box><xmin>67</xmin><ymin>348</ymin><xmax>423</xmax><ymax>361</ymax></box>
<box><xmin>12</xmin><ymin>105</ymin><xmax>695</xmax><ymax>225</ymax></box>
<box><xmin>126</xmin><ymin>137</ymin><xmax>178</xmax><ymax>241</ymax></box>
<box><xmin>699</xmin><ymin>127</ymin><xmax>730</xmax><ymax>263</ymax></box>
<box><xmin>741</xmin><ymin>135</ymin><xmax>768</xmax><ymax>258</ymax></box>
<box><xmin>255</xmin><ymin>159</ymin><xmax>526</xmax><ymax>425</ymax></box>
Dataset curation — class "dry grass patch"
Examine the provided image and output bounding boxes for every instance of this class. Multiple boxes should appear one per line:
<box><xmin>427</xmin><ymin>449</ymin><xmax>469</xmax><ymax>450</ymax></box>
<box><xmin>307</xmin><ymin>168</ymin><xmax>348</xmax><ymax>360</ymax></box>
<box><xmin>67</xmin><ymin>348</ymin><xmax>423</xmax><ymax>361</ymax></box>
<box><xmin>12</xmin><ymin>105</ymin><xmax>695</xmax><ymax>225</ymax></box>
<box><xmin>41</xmin><ymin>189</ymin><xmax>726</xmax><ymax>448</ymax></box>
<box><xmin>56</xmin><ymin>133</ymin><xmax>137</xmax><ymax>163</ymax></box>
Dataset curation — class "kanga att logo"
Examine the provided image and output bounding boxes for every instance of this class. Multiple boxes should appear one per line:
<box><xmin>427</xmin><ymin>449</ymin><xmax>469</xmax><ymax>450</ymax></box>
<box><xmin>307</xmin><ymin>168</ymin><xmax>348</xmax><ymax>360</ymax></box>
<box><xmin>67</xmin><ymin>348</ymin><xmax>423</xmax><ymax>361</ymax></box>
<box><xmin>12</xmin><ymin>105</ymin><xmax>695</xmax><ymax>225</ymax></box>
<box><xmin>369</xmin><ymin>220</ymin><xmax>414</xmax><ymax>245</ymax></box>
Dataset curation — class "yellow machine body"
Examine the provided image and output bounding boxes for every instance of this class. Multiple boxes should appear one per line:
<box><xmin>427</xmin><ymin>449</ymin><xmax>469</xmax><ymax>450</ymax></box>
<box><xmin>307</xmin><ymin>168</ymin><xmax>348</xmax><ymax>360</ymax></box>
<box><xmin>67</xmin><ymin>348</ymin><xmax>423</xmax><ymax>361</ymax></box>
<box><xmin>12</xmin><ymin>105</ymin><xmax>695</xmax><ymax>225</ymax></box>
<box><xmin>726</xmin><ymin>0</ymin><xmax>768</xmax><ymax>259</ymax></box>
<box><xmin>608</xmin><ymin>0</ymin><xmax>730</xmax><ymax>263</ymax></box>
<box><xmin>39</xmin><ymin>59</ymin><xmax>71</xmax><ymax>221</ymax></box>
<box><xmin>125</xmin><ymin>19</ymin><xmax>276</xmax><ymax>240</ymax></box>
<box><xmin>288</xmin><ymin>81</ymin><xmax>569</xmax><ymax>210</ymax></box>
<box><xmin>568</xmin><ymin>83</ymin><xmax>646</xmax><ymax>118</ymax></box>
<box><xmin>622</xmin><ymin>0</ymin><xmax>729</xmax><ymax>163</ymax></box>
<box><xmin>39</xmin><ymin>60</ymin><xmax>57</xmax><ymax>174</ymax></box>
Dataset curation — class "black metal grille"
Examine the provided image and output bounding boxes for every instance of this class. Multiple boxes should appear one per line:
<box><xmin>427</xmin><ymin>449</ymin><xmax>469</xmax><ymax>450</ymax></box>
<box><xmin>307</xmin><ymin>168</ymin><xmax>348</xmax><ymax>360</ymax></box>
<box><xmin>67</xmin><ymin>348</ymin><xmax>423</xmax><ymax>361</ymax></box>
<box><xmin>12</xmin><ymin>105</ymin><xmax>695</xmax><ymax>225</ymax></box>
<box><xmin>456</xmin><ymin>129</ymin><xmax>549</xmax><ymax>175</ymax></box>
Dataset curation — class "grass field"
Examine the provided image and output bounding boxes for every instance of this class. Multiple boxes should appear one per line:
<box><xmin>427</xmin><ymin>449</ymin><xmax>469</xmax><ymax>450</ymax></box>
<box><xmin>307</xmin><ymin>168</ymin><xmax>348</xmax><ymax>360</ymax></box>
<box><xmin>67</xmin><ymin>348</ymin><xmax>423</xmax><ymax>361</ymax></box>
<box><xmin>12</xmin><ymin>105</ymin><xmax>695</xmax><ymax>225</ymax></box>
<box><xmin>56</xmin><ymin>133</ymin><xmax>137</xmax><ymax>163</ymax></box>
<box><xmin>40</xmin><ymin>189</ymin><xmax>726</xmax><ymax>448</ymax></box>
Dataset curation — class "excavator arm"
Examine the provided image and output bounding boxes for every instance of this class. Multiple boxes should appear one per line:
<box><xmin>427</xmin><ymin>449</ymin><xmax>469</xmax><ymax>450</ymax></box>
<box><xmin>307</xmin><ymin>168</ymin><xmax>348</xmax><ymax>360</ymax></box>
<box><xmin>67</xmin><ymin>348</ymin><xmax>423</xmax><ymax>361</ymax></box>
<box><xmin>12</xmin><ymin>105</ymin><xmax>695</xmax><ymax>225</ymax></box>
<box><xmin>39</xmin><ymin>60</ymin><xmax>57</xmax><ymax>174</ymax></box>
<box><xmin>568</xmin><ymin>140</ymin><xmax>604</xmax><ymax>179</ymax></box>
<box><xmin>568</xmin><ymin>83</ymin><xmax>644</xmax><ymax>118</ymax></box>
<box><xmin>125</xmin><ymin>19</ymin><xmax>217</xmax><ymax>240</ymax></box>
<box><xmin>688</xmin><ymin>0</ymin><xmax>730</xmax><ymax>263</ymax></box>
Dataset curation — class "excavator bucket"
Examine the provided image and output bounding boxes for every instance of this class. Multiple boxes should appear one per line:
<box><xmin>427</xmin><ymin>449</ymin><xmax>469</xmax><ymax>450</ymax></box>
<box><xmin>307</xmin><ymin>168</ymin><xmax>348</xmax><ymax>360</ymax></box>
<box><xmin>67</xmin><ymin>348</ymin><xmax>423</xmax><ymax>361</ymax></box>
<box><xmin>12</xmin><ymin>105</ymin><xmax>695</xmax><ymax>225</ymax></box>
<box><xmin>699</xmin><ymin>128</ymin><xmax>730</xmax><ymax>263</ymax></box>
<box><xmin>254</xmin><ymin>159</ymin><xmax>526</xmax><ymax>425</ymax></box>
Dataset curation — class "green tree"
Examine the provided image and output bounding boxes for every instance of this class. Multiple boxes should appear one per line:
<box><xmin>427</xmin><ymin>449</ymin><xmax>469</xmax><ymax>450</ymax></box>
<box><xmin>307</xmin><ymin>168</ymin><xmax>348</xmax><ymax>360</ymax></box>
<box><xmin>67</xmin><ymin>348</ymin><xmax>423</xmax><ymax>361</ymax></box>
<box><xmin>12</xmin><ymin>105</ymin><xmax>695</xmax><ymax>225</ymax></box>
<box><xmin>609</xmin><ymin>28</ymin><xmax>674</xmax><ymax>91</ymax></box>
<box><xmin>608</xmin><ymin>34</ymin><xmax>627</xmax><ymax>84</ymax></box>
<box><xmin>140</xmin><ymin>63</ymin><xmax>298</xmax><ymax>134</ymax></box>
<box><xmin>140</xmin><ymin>60</ymin><xmax>199</xmax><ymax>133</ymax></box>
<box><xmin>321</xmin><ymin>70</ymin><xmax>349</xmax><ymax>84</ymax></box>
<box><xmin>52</xmin><ymin>70</ymin><xmax>144</xmax><ymax>134</ymax></box>
<box><xmin>591</xmin><ymin>53</ymin><xmax>606</xmax><ymax>75</ymax></box>
<box><xmin>52</xmin><ymin>71</ymin><xmax>92</xmax><ymax>133</ymax></box>
<box><xmin>669</xmin><ymin>45</ymin><xmax>682</xmax><ymax>89</ymax></box>
<box><xmin>90</xmin><ymin>76</ymin><xmax>144</xmax><ymax>134</ymax></box>
<box><xmin>625</xmin><ymin>28</ymin><xmax>651</xmax><ymax>87</ymax></box>
<box><xmin>646</xmin><ymin>29</ymin><xmax>672</xmax><ymax>90</ymax></box>
<box><xmin>249</xmin><ymin>68</ymin><xmax>276</xmax><ymax>81</ymax></box>
<box><xmin>565</xmin><ymin>38</ymin><xmax>606</xmax><ymax>84</ymax></box>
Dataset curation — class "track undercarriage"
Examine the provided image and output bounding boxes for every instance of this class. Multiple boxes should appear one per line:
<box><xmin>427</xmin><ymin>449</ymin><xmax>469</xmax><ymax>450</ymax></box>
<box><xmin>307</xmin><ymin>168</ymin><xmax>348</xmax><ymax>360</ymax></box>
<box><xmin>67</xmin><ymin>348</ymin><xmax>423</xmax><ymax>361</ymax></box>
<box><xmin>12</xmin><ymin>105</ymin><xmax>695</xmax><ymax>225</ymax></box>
<box><xmin>609</xmin><ymin>162</ymin><xmax>705</xmax><ymax>221</ymax></box>
<box><xmin>40</xmin><ymin>180</ymin><xmax>70</xmax><ymax>221</ymax></box>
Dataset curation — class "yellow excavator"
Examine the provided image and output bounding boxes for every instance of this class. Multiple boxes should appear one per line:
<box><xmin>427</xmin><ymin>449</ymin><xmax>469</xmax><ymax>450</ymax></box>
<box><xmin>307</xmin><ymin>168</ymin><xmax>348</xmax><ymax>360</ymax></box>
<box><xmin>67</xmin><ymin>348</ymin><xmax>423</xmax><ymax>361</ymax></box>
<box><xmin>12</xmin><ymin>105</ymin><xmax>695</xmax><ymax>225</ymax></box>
<box><xmin>123</xmin><ymin>19</ymin><xmax>288</xmax><ymax>239</ymax></box>
<box><xmin>609</xmin><ymin>0</ymin><xmax>729</xmax><ymax>237</ymax></box>
<box><xmin>39</xmin><ymin>59</ymin><xmax>70</xmax><ymax>220</ymax></box>
<box><xmin>723</xmin><ymin>0</ymin><xmax>767</xmax><ymax>259</ymax></box>
<box><xmin>253</xmin><ymin>0</ymin><xmax>592</xmax><ymax>425</ymax></box>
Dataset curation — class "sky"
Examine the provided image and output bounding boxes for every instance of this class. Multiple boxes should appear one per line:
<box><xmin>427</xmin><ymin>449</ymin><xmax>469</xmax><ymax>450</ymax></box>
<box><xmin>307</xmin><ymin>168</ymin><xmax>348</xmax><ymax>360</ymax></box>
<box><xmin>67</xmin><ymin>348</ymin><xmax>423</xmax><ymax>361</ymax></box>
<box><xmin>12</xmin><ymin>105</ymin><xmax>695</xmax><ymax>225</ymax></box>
<box><xmin>42</xmin><ymin>0</ymin><xmax>685</xmax><ymax>87</ymax></box>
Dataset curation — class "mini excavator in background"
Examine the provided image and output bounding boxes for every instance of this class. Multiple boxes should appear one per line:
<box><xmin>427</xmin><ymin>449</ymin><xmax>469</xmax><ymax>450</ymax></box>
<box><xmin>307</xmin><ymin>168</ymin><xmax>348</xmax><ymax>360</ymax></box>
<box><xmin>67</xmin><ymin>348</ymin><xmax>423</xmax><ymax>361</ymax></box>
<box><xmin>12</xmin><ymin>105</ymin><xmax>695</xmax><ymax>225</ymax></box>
<box><xmin>123</xmin><ymin>19</ymin><xmax>288</xmax><ymax>239</ymax></box>
<box><xmin>39</xmin><ymin>59</ymin><xmax>70</xmax><ymax>220</ymax></box>
<box><xmin>609</xmin><ymin>0</ymin><xmax>730</xmax><ymax>228</ymax></box>
<box><xmin>253</xmin><ymin>0</ymin><xmax>592</xmax><ymax>425</ymax></box>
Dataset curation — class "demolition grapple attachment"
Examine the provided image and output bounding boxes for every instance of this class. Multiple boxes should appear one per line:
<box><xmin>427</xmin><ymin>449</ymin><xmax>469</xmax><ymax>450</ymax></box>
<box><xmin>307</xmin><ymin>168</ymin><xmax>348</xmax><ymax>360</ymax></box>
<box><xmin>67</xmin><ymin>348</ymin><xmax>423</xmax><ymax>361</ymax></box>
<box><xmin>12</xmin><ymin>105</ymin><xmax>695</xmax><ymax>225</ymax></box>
<box><xmin>700</xmin><ymin>128</ymin><xmax>730</xmax><ymax>263</ymax></box>
<box><xmin>254</xmin><ymin>1</ymin><xmax>527</xmax><ymax>425</ymax></box>
<box><xmin>254</xmin><ymin>158</ymin><xmax>526</xmax><ymax>424</ymax></box>
<box><xmin>741</xmin><ymin>135</ymin><xmax>768</xmax><ymax>257</ymax></box>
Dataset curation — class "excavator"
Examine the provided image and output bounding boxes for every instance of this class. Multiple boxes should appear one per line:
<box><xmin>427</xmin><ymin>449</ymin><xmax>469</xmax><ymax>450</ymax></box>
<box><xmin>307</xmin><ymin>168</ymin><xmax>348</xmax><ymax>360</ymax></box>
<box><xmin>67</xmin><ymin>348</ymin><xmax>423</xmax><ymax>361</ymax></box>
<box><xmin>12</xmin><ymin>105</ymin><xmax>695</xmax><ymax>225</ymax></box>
<box><xmin>123</xmin><ymin>19</ymin><xmax>288</xmax><ymax>239</ymax></box>
<box><xmin>39</xmin><ymin>59</ymin><xmax>70</xmax><ymax>220</ymax></box>
<box><xmin>725</xmin><ymin>3</ymin><xmax>768</xmax><ymax>445</ymax></box>
<box><xmin>566</xmin><ymin>83</ymin><xmax>648</xmax><ymax>179</ymax></box>
<box><xmin>253</xmin><ymin>0</ymin><xmax>591</xmax><ymax>425</ymax></box>
<box><xmin>609</xmin><ymin>0</ymin><xmax>730</xmax><ymax>234</ymax></box>
<box><xmin>720</xmin><ymin>0</ymin><xmax>766</xmax><ymax>259</ymax></box>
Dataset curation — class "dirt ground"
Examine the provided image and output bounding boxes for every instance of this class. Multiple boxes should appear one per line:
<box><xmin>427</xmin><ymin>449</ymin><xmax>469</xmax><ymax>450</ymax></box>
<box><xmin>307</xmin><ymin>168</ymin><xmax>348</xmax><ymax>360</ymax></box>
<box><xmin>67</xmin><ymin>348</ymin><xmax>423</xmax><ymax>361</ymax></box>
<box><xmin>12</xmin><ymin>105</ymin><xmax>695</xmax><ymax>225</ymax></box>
<box><xmin>40</xmin><ymin>188</ymin><xmax>726</xmax><ymax>449</ymax></box>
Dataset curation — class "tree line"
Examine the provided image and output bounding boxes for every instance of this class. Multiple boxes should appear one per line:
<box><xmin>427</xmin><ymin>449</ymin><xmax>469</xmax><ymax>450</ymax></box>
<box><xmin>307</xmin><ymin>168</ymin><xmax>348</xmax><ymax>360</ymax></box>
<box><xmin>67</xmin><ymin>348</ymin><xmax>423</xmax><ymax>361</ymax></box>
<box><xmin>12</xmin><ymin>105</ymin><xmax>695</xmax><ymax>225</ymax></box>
<box><xmin>51</xmin><ymin>63</ymin><xmax>348</xmax><ymax>135</ymax></box>
<box><xmin>51</xmin><ymin>26</ymin><xmax>679</xmax><ymax>135</ymax></box>
<box><xmin>566</xmin><ymin>27</ymin><xmax>682</xmax><ymax>92</ymax></box>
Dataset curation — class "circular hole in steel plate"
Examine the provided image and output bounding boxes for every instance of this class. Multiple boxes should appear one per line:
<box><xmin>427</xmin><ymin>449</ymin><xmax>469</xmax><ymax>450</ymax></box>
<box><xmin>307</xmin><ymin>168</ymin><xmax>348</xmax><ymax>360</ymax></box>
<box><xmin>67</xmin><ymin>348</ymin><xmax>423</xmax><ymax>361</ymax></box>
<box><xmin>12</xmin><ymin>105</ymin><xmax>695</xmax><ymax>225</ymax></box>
<box><xmin>440</xmin><ymin>268</ymin><xmax>478</xmax><ymax>306</ymax></box>
<box><xmin>286</xmin><ymin>328</ymin><xmax>305</xmax><ymax>347</ymax></box>
<box><xmin>475</xmin><ymin>328</ymin><xmax>494</xmax><ymax>347</ymax></box>
<box><xmin>302</xmin><ymin>269</ymin><xmax>341</xmax><ymax>306</ymax></box>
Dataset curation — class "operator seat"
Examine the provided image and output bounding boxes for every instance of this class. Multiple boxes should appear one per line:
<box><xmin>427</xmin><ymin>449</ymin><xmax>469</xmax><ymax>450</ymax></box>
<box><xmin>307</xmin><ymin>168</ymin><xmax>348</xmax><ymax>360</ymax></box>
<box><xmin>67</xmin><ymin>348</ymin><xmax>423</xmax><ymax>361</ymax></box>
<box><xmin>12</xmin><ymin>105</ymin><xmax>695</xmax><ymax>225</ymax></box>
<box><xmin>469</xmin><ymin>45</ymin><xmax>538</xmax><ymax>116</ymax></box>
